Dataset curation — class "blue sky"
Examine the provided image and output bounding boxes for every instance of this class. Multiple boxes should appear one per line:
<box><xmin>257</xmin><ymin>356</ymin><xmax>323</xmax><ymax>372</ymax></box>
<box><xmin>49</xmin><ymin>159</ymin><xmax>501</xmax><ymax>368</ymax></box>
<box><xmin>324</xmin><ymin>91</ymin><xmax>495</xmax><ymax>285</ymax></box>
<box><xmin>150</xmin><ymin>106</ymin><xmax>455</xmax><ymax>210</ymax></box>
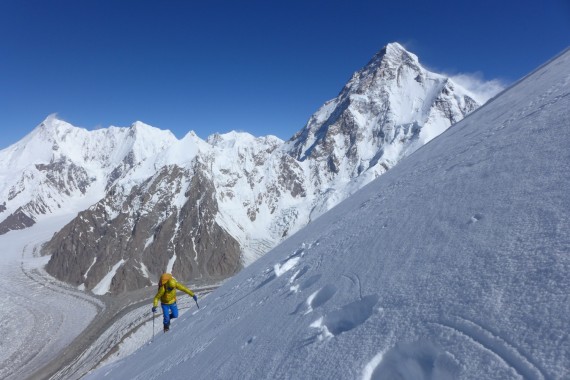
<box><xmin>1</xmin><ymin>0</ymin><xmax>568</xmax><ymax>149</ymax></box>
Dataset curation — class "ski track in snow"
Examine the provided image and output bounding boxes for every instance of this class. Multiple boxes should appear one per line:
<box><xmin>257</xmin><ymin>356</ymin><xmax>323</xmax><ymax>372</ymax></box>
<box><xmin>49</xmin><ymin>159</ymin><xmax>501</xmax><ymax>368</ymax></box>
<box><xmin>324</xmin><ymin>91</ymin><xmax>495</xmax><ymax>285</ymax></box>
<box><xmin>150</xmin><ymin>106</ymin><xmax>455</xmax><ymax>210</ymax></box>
<box><xmin>431</xmin><ymin>316</ymin><xmax>547</xmax><ymax>380</ymax></box>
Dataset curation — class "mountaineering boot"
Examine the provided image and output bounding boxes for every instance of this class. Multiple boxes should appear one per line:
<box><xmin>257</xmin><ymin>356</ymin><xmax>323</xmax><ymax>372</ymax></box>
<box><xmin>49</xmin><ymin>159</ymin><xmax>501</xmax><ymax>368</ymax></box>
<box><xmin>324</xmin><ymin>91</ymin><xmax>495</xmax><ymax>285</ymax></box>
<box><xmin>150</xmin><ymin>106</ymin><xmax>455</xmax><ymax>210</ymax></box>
<box><xmin>164</xmin><ymin>323</ymin><xmax>170</xmax><ymax>332</ymax></box>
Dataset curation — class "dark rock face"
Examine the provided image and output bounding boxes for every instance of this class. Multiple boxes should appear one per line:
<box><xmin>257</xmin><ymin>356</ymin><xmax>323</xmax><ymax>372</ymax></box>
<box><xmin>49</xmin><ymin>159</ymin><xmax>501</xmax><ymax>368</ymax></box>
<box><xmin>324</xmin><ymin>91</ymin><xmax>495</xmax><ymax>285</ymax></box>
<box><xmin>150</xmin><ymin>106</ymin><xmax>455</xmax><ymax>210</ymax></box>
<box><xmin>279</xmin><ymin>155</ymin><xmax>305</xmax><ymax>198</ymax></box>
<box><xmin>45</xmin><ymin>163</ymin><xmax>242</xmax><ymax>294</ymax></box>
<box><xmin>35</xmin><ymin>157</ymin><xmax>92</xmax><ymax>196</ymax></box>
<box><xmin>0</xmin><ymin>208</ymin><xmax>35</xmax><ymax>234</ymax></box>
<box><xmin>170</xmin><ymin>168</ymin><xmax>242</xmax><ymax>280</ymax></box>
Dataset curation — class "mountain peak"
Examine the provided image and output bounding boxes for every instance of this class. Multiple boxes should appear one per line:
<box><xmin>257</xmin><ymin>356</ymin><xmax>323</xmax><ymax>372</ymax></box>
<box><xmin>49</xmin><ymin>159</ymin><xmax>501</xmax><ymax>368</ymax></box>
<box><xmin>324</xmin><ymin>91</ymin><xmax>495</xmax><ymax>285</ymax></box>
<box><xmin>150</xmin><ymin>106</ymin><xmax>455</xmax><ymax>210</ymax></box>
<box><xmin>23</xmin><ymin>115</ymin><xmax>79</xmax><ymax>150</ymax></box>
<box><xmin>127</xmin><ymin>121</ymin><xmax>176</xmax><ymax>144</ymax></box>
<box><xmin>385</xmin><ymin>41</ymin><xmax>407</xmax><ymax>54</ymax></box>
<box><xmin>290</xmin><ymin>41</ymin><xmax>481</xmax><ymax>187</ymax></box>
<box><xmin>370</xmin><ymin>42</ymin><xmax>420</xmax><ymax>70</ymax></box>
<box><xmin>130</xmin><ymin>120</ymin><xmax>154</xmax><ymax>130</ymax></box>
<box><xmin>340</xmin><ymin>42</ymin><xmax>423</xmax><ymax>96</ymax></box>
<box><xmin>129</xmin><ymin>120</ymin><xmax>164</xmax><ymax>135</ymax></box>
<box><xmin>36</xmin><ymin>114</ymin><xmax>74</xmax><ymax>134</ymax></box>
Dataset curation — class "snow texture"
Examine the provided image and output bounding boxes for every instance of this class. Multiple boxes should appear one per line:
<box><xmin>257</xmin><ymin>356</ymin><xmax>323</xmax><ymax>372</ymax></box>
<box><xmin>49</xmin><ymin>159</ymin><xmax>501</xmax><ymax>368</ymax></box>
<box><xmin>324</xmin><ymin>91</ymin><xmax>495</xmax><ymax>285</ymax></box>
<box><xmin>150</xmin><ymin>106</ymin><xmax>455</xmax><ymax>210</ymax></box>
<box><xmin>85</xmin><ymin>49</ymin><xmax>570</xmax><ymax>379</ymax></box>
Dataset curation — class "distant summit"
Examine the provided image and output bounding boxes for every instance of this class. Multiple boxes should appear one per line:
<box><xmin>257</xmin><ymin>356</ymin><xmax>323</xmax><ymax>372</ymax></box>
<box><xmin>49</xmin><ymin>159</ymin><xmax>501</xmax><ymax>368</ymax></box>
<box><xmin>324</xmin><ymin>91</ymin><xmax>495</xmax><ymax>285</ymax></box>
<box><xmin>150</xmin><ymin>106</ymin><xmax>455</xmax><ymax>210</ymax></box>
<box><xmin>289</xmin><ymin>42</ymin><xmax>479</xmax><ymax>217</ymax></box>
<box><xmin>365</xmin><ymin>42</ymin><xmax>421</xmax><ymax>73</ymax></box>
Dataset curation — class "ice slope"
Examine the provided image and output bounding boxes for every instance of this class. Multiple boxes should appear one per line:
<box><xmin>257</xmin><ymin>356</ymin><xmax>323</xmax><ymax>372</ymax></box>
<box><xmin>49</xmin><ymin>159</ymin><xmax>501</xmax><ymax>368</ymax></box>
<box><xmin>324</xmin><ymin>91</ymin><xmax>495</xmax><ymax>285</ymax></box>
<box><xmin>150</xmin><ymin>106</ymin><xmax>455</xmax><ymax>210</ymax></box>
<box><xmin>86</xmin><ymin>48</ymin><xmax>570</xmax><ymax>380</ymax></box>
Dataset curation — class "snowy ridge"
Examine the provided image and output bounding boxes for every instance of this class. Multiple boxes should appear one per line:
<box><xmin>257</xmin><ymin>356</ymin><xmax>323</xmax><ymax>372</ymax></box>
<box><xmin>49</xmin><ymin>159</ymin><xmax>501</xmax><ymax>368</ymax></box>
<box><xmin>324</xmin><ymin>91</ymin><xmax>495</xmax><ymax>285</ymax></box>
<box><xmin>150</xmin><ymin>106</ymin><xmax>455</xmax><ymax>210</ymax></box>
<box><xmin>86</xmin><ymin>45</ymin><xmax>570</xmax><ymax>380</ymax></box>
<box><xmin>0</xmin><ymin>116</ymin><xmax>177</xmax><ymax>233</ymax></box>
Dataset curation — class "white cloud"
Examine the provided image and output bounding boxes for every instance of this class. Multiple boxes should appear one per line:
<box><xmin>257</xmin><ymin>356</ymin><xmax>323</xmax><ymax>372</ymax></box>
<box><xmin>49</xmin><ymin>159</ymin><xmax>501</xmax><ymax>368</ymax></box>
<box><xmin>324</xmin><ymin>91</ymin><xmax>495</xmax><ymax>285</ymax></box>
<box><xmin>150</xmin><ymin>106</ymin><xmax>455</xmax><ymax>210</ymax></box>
<box><xmin>450</xmin><ymin>72</ymin><xmax>506</xmax><ymax>104</ymax></box>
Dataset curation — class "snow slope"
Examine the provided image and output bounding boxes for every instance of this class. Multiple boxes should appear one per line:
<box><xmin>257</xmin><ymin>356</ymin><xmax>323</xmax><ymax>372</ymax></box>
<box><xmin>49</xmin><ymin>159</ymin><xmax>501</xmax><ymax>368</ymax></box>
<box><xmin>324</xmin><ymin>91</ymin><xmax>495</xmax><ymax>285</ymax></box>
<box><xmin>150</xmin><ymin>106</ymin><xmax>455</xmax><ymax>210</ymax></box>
<box><xmin>85</xmin><ymin>47</ymin><xmax>570</xmax><ymax>379</ymax></box>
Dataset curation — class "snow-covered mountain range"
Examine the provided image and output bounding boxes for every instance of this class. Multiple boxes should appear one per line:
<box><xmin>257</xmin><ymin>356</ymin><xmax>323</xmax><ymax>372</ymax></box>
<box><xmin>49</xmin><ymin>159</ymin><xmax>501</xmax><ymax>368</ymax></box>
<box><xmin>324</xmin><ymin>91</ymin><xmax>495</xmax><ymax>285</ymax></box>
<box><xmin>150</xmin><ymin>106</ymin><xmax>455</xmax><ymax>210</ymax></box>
<box><xmin>0</xmin><ymin>43</ymin><xmax>482</xmax><ymax>294</ymax></box>
<box><xmin>86</xmin><ymin>46</ymin><xmax>570</xmax><ymax>380</ymax></box>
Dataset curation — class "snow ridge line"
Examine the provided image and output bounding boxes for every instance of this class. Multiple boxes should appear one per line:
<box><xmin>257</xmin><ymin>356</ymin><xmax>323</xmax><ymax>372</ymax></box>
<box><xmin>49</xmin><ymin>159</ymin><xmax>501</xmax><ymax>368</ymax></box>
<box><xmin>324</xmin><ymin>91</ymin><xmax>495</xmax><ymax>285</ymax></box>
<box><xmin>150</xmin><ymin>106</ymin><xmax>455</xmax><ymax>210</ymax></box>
<box><xmin>432</xmin><ymin>316</ymin><xmax>546</xmax><ymax>380</ymax></box>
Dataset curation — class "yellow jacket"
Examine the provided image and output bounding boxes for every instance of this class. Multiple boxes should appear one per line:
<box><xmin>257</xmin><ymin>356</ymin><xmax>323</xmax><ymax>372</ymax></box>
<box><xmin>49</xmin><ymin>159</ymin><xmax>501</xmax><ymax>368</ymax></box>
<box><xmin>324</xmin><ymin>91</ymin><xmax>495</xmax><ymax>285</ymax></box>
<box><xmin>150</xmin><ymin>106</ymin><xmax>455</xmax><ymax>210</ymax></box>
<box><xmin>153</xmin><ymin>276</ymin><xmax>195</xmax><ymax>307</ymax></box>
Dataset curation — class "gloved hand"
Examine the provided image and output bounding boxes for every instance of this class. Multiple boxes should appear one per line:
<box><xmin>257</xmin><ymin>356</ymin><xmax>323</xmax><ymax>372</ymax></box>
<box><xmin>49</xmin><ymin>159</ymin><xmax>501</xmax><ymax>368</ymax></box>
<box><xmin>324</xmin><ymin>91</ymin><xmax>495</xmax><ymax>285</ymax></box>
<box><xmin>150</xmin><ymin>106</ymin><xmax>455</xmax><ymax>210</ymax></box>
<box><xmin>193</xmin><ymin>295</ymin><xmax>198</xmax><ymax>302</ymax></box>
<box><xmin>152</xmin><ymin>306</ymin><xmax>157</xmax><ymax>313</ymax></box>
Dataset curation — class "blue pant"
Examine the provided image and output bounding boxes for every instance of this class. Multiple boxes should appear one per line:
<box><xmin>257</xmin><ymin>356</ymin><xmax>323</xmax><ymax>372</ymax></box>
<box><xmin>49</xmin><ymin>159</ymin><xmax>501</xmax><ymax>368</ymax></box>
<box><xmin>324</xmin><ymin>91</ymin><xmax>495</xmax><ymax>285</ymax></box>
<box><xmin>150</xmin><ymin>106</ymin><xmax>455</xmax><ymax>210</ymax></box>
<box><xmin>161</xmin><ymin>303</ymin><xmax>179</xmax><ymax>326</ymax></box>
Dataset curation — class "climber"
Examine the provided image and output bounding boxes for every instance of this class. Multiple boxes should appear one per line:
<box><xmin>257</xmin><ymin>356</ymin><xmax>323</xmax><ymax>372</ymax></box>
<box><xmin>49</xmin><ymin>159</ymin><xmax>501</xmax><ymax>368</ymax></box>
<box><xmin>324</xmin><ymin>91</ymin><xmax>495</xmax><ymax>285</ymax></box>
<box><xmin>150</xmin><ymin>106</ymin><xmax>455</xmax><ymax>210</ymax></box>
<box><xmin>152</xmin><ymin>273</ymin><xmax>197</xmax><ymax>332</ymax></box>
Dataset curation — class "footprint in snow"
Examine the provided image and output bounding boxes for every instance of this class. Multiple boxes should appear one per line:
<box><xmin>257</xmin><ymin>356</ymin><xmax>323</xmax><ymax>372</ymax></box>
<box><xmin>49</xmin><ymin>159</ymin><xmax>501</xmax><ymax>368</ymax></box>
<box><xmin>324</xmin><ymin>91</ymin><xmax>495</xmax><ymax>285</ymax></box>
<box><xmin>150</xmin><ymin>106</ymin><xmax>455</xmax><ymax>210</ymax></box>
<box><xmin>261</xmin><ymin>242</ymin><xmax>320</xmax><ymax>294</ymax></box>
<box><xmin>305</xmin><ymin>284</ymin><xmax>337</xmax><ymax>314</ymax></box>
<box><xmin>468</xmin><ymin>213</ymin><xmax>484</xmax><ymax>224</ymax></box>
<box><xmin>364</xmin><ymin>341</ymin><xmax>459</xmax><ymax>380</ymax></box>
<box><xmin>310</xmin><ymin>294</ymin><xmax>379</xmax><ymax>339</ymax></box>
<box><xmin>282</xmin><ymin>242</ymin><xmax>314</xmax><ymax>264</ymax></box>
<box><xmin>256</xmin><ymin>255</ymin><xmax>303</xmax><ymax>291</ymax></box>
<box><xmin>300</xmin><ymin>274</ymin><xmax>322</xmax><ymax>291</ymax></box>
<box><xmin>274</xmin><ymin>256</ymin><xmax>301</xmax><ymax>277</ymax></box>
<box><xmin>288</xmin><ymin>266</ymin><xmax>311</xmax><ymax>294</ymax></box>
<box><xmin>283</xmin><ymin>247</ymin><xmax>305</xmax><ymax>262</ymax></box>
<box><xmin>289</xmin><ymin>272</ymin><xmax>323</xmax><ymax>295</ymax></box>
<box><xmin>241</xmin><ymin>336</ymin><xmax>256</xmax><ymax>349</ymax></box>
<box><xmin>289</xmin><ymin>265</ymin><xmax>310</xmax><ymax>284</ymax></box>
<box><xmin>290</xmin><ymin>275</ymin><xmax>324</xmax><ymax>314</ymax></box>
<box><xmin>254</xmin><ymin>273</ymin><xmax>276</xmax><ymax>290</ymax></box>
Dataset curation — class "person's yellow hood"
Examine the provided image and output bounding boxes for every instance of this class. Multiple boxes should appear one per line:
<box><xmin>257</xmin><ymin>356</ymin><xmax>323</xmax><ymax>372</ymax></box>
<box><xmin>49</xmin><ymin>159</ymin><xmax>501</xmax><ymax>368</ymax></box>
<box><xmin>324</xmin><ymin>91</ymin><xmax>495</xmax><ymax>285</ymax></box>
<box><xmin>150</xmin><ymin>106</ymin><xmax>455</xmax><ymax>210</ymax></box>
<box><xmin>153</xmin><ymin>274</ymin><xmax>195</xmax><ymax>307</ymax></box>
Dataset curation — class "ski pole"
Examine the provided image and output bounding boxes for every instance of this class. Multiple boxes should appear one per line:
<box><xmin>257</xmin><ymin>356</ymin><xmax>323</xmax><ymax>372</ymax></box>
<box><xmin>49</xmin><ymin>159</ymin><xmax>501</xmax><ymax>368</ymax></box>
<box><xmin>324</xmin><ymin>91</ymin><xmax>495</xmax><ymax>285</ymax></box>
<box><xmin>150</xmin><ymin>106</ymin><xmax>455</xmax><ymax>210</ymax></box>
<box><xmin>152</xmin><ymin>310</ymin><xmax>155</xmax><ymax>341</ymax></box>
<box><xmin>195</xmin><ymin>299</ymin><xmax>200</xmax><ymax>309</ymax></box>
